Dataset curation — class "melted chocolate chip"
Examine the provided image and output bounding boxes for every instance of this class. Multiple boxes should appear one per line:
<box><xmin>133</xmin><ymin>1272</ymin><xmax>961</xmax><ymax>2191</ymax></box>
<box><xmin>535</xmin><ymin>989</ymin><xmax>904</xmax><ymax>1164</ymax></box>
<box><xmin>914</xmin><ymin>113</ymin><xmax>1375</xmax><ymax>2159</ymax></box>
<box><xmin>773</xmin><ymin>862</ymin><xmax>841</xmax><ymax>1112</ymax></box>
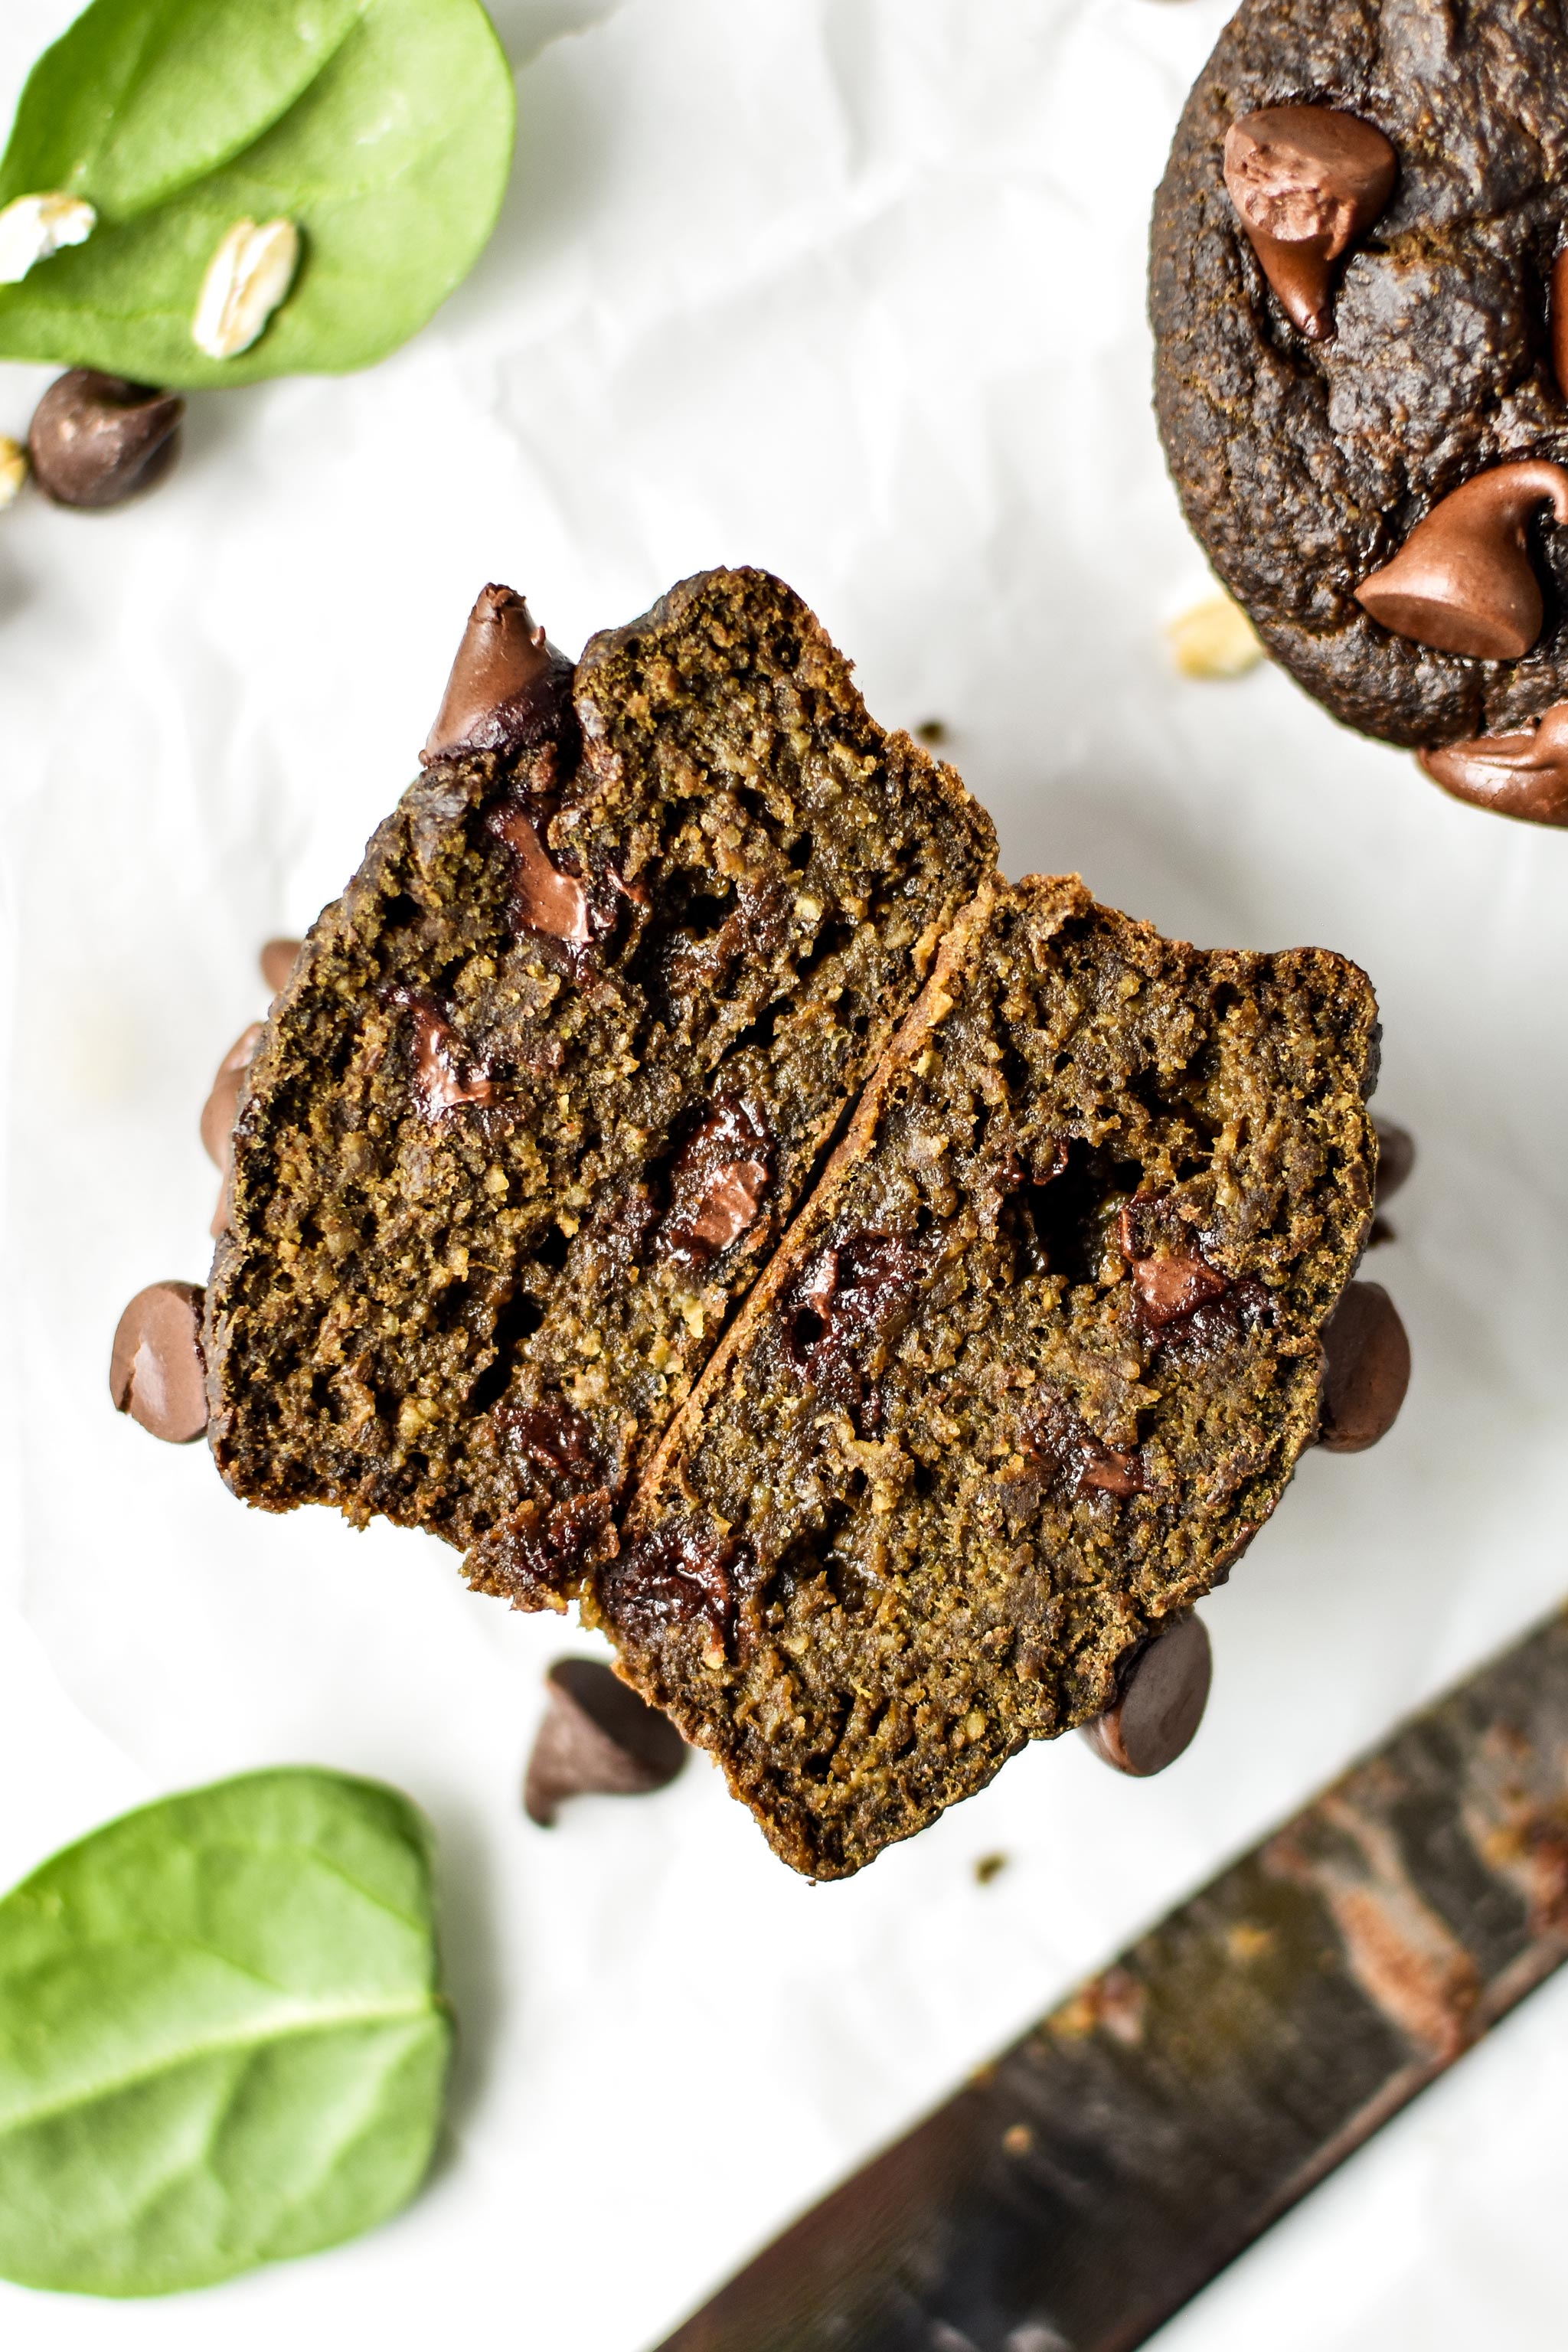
<box><xmin>488</xmin><ymin>803</ymin><xmax>592</xmax><ymax>942</ymax></box>
<box><xmin>470</xmin><ymin>1492</ymin><xmax>612</xmax><ymax>1612</ymax></box>
<box><xmin>498</xmin><ymin>1400</ymin><xmax>600</xmax><ymax>1488</ymax></box>
<box><xmin>523</xmin><ymin>1657</ymin><xmax>687</xmax><ymax>1825</ymax></box>
<box><xmin>1021</xmin><ymin>1393</ymin><xmax>1145</xmax><ymax>1504</ymax></box>
<box><xmin>29</xmin><ymin>370</ymin><xmax>185</xmax><ymax>508</ymax></box>
<box><xmin>385</xmin><ymin>988</ymin><xmax>504</xmax><ymax>1116</ymax></box>
<box><xmin>665</xmin><ymin>1096</ymin><xmax>773</xmax><ymax>1265</ymax></box>
<box><xmin>782</xmin><ymin>1230</ymin><xmax>923</xmax><ymax>1430</ymax></box>
<box><xmin>599</xmin><ymin>1517</ymin><xmax>746</xmax><ymax>1645</ymax></box>
<box><xmin>1118</xmin><ymin>1201</ymin><xmax>1230</xmax><ymax>1331</ymax></box>
<box><xmin>421</xmin><ymin>584</ymin><xmax>574</xmax><ymax>766</ymax></box>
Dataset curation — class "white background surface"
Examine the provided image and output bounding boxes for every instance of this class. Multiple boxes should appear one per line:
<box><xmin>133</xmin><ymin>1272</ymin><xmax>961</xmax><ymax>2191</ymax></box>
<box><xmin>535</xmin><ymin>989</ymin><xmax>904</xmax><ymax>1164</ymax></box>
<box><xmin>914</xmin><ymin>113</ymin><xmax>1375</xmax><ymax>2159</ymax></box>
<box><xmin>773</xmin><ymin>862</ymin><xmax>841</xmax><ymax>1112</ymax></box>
<box><xmin>3</xmin><ymin>1</ymin><xmax>1567</xmax><ymax>2345</ymax></box>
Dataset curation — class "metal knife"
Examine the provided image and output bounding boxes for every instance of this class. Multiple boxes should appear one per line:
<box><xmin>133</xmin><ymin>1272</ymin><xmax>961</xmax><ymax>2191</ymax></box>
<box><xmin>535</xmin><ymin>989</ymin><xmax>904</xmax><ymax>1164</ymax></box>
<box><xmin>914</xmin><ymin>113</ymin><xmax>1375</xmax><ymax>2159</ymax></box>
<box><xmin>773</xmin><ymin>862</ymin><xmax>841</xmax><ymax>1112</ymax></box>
<box><xmin>655</xmin><ymin>1606</ymin><xmax>1568</xmax><ymax>2352</ymax></box>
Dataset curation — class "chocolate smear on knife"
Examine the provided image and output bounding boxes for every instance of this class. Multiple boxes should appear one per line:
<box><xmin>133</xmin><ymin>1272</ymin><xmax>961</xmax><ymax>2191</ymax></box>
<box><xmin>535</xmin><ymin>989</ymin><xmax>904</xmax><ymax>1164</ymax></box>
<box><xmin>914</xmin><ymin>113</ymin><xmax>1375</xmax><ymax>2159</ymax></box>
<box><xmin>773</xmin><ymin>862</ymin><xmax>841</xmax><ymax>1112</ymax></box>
<box><xmin>524</xmin><ymin>1657</ymin><xmax>687</xmax><ymax>1824</ymax></box>
<box><xmin>655</xmin><ymin>1610</ymin><xmax>1568</xmax><ymax>2352</ymax></box>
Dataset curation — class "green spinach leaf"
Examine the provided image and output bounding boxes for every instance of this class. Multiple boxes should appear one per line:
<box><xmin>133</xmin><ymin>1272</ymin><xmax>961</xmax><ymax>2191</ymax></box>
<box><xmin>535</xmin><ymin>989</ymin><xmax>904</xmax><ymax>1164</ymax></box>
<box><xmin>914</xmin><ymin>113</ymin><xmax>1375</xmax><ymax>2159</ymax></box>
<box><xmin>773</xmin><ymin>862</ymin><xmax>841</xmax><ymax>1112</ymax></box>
<box><xmin>0</xmin><ymin>0</ymin><xmax>515</xmax><ymax>385</ymax></box>
<box><xmin>0</xmin><ymin>1768</ymin><xmax>453</xmax><ymax>2296</ymax></box>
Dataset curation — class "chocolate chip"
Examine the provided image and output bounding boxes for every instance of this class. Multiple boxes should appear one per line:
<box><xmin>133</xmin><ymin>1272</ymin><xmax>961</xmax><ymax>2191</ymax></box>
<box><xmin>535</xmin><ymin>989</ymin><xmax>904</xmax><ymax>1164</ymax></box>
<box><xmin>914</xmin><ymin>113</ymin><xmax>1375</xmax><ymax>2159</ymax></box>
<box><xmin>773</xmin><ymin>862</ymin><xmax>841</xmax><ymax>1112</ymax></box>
<box><xmin>1080</xmin><ymin>1614</ymin><xmax>1212</xmax><ymax>1778</ymax></box>
<box><xmin>1118</xmin><ymin>1202</ymin><xmax>1230</xmax><ymax>1331</ymax></box>
<box><xmin>421</xmin><ymin>583</ymin><xmax>572</xmax><ymax>766</ymax></box>
<box><xmin>487</xmin><ymin>803</ymin><xmax>591</xmax><ymax>942</ymax></box>
<box><xmin>28</xmin><ymin>370</ymin><xmax>185</xmax><ymax>509</ymax></box>
<box><xmin>598</xmin><ymin>1516</ymin><xmax>746</xmax><ymax>1645</ymax></box>
<box><xmin>1374</xmin><ymin>1118</ymin><xmax>1416</xmax><ymax>1206</ymax></box>
<box><xmin>468</xmin><ymin>1492</ymin><xmax>613</xmax><ymax>1611</ymax></box>
<box><xmin>1356</xmin><ymin>462</ymin><xmax>1568</xmax><ymax>661</ymax></box>
<box><xmin>260</xmin><ymin>937</ymin><xmax>301</xmax><ymax>995</ymax></box>
<box><xmin>1317</xmin><ymin>1280</ymin><xmax>1410</xmax><ymax>1453</ymax></box>
<box><xmin>498</xmin><ymin>1401</ymin><xmax>600</xmax><ymax>1488</ymax></box>
<box><xmin>1223</xmin><ymin>106</ymin><xmax>1396</xmax><ymax>341</ymax></box>
<box><xmin>109</xmin><ymin>1281</ymin><xmax>207</xmax><ymax>1444</ymax></box>
<box><xmin>1419</xmin><ymin>703</ymin><xmax>1568</xmax><ymax>828</ymax></box>
<box><xmin>386</xmin><ymin>988</ymin><xmax>504</xmax><ymax>1116</ymax></box>
<box><xmin>782</xmin><ymin>1230</ymin><xmax>923</xmax><ymax>1430</ymax></box>
<box><xmin>1021</xmin><ymin>1394</ymin><xmax>1145</xmax><ymax>1502</ymax></box>
<box><xmin>523</xmin><ymin>1657</ymin><xmax>687</xmax><ymax>1825</ymax></box>
<box><xmin>200</xmin><ymin>1022</ymin><xmax>263</xmax><ymax>1171</ymax></box>
<box><xmin>665</xmin><ymin>1096</ymin><xmax>773</xmax><ymax>1265</ymax></box>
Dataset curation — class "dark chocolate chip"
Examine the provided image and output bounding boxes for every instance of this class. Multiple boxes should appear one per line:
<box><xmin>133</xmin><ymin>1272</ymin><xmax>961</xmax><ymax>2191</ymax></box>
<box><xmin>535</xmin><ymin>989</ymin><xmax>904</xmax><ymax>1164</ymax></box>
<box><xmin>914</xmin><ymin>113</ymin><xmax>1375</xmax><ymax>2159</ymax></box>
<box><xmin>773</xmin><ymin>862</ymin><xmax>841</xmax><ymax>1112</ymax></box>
<box><xmin>1222</xmin><ymin>106</ymin><xmax>1396</xmax><ymax>340</ymax></box>
<box><xmin>1357</xmin><ymin>463</ymin><xmax>1568</xmax><ymax>661</ymax></box>
<box><xmin>260</xmin><ymin>938</ymin><xmax>301</xmax><ymax>995</ymax></box>
<box><xmin>488</xmin><ymin>804</ymin><xmax>591</xmax><ymax>942</ymax></box>
<box><xmin>1318</xmin><ymin>1280</ymin><xmax>1410</xmax><ymax>1453</ymax></box>
<box><xmin>1021</xmin><ymin>1393</ymin><xmax>1145</xmax><ymax>1502</ymax></box>
<box><xmin>385</xmin><ymin>988</ymin><xmax>504</xmax><ymax>1116</ymax></box>
<box><xmin>421</xmin><ymin>583</ymin><xmax>572</xmax><ymax>765</ymax></box>
<box><xmin>499</xmin><ymin>1401</ymin><xmax>600</xmax><ymax>1488</ymax></box>
<box><xmin>1118</xmin><ymin>1202</ymin><xmax>1230</xmax><ymax>1331</ymax></box>
<box><xmin>1080</xmin><ymin>1614</ymin><xmax>1212</xmax><ymax>1778</ymax></box>
<box><xmin>109</xmin><ymin>1281</ymin><xmax>207</xmax><ymax>1444</ymax></box>
<box><xmin>28</xmin><ymin>370</ymin><xmax>185</xmax><ymax>509</ymax></box>
<box><xmin>200</xmin><ymin>1022</ymin><xmax>263</xmax><ymax>1171</ymax></box>
<box><xmin>1373</xmin><ymin>1118</ymin><xmax>1415</xmax><ymax>1206</ymax></box>
<box><xmin>468</xmin><ymin>1492</ymin><xmax>613</xmax><ymax>1612</ymax></box>
<box><xmin>665</xmin><ymin>1096</ymin><xmax>773</xmax><ymax>1265</ymax></box>
<box><xmin>1419</xmin><ymin>704</ymin><xmax>1568</xmax><ymax>828</ymax></box>
<box><xmin>524</xmin><ymin>1657</ymin><xmax>687</xmax><ymax>1825</ymax></box>
<box><xmin>598</xmin><ymin>1516</ymin><xmax>745</xmax><ymax>1646</ymax></box>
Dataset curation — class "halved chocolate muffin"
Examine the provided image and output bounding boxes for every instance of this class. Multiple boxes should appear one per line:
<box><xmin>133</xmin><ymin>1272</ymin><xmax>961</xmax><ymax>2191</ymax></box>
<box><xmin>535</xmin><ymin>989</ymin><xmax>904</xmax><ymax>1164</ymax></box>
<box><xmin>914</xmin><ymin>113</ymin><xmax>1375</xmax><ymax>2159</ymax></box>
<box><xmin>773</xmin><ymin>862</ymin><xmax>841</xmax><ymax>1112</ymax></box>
<box><xmin>204</xmin><ymin>570</ymin><xmax>998</xmax><ymax>1602</ymax></box>
<box><xmin>607</xmin><ymin>876</ymin><xmax>1382</xmax><ymax>1877</ymax></box>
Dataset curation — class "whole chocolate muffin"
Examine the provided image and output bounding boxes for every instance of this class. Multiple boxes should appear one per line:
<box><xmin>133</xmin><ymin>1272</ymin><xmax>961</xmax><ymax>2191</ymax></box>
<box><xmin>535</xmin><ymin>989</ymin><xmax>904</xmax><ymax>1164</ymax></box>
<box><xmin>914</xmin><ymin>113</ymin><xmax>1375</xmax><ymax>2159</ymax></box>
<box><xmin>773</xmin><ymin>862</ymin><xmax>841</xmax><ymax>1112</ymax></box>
<box><xmin>1152</xmin><ymin>0</ymin><xmax>1568</xmax><ymax>824</ymax></box>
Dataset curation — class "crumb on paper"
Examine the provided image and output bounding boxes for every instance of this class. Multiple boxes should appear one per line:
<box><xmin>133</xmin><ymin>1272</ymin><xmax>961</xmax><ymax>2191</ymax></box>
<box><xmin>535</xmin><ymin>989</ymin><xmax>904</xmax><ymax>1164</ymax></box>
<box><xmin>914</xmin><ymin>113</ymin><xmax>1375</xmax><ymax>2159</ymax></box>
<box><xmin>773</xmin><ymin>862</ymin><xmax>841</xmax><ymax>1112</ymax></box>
<box><xmin>1165</xmin><ymin>593</ymin><xmax>1264</xmax><ymax>680</ymax></box>
<box><xmin>974</xmin><ymin>1850</ymin><xmax>1009</xmax><ymax>1885</ymax></box>
<box><xmin>0</xmin><ymin>436</ymin><xmax>28</xmax><ymax>510</ymax></box>
<box><xmin>914</xmin><ymin>717</ymin><xmax>949</xmax><ymax>746</ymax></box>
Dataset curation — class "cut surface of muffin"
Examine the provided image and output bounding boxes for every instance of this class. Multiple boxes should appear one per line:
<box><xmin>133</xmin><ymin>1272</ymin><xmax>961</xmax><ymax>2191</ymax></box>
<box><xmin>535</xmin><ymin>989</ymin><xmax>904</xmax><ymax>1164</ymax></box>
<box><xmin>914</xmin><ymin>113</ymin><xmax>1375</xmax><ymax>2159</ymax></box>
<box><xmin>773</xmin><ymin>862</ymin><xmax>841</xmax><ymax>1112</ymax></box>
<box><xmin>204</xmin><ymin>569</ymin><xmax>997</xmax><ymax>1601</ymax></box>
<box><xmin>606</xmin><ymin>877</ymin><xmax>1380</xmax><ymax>1877</ymax></box>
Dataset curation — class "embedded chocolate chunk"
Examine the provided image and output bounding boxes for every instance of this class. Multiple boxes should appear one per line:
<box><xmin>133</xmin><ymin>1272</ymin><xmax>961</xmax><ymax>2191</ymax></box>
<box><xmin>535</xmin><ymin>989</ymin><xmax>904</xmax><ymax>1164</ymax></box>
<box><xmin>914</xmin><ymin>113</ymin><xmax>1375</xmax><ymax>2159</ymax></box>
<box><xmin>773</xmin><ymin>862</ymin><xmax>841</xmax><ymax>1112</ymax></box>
<box><xmin>499</xmin><ymin>1400</ymin><xmax>600</xmax><ymax>1487</ymax></box>
<box><xmin>420</xmin><ymin>583</ymin><xmax>571</xmax><ymax>765</ymax></box>
<box><xmin>1419</xmin><ymin>704</ymin><xmax>1568</xmax><ymax>828</ymax></box>
<box><xmin>200</xmin><ymin>1023</ymin><xmax>263</xmax><ymax>1170</ymax></box>
<box><xmin>1356</xmin><ymin>464</ymin><xmax>1568</xmax><ymax>662</ymax></box>
<box><xmin>1222</xmin><ymin>106</ymin><xmax>1396</xmax><ymax>341</ymax></box>
<box><xmin>28</xmin><ymin>370</ymin><xmax>184</xmax><ymax>508</ymax></box>
<box><xmin>204</xmin><ymin>568</ymin><xmax>996</xmax><ymax>1594</ymax></box>
<box><xmin>386</xmin><ymin>988</ymin><xmax>504</xmax><ymax>1115</ymax></box>
<box><xmin>488</xmin><ymin>803</ymin><xmax>592</xmax><ymax>942</ymax></box>
<box><xmin>260</xmin><ymin>938</ymin><xmax>301</xmax><ymax>995</ymax></box>
<box><xmin>109</xmin><ymin>1282</ymin><xmax>207</xmax><ymax>1443</ymax></box>
<box><xmin>622</xmin><ymin>877</ymin><xmax>1382</xmax><ymax>1877</ymax></box>
<box><xmin>1119</xmin><ymin>1203</ymin><xmax>1230</xmax><ymax>1332</ymax></box>
<box><xmin>1318</xmin><ymin>1280</ymin><xmax>1410</xmax><ymax>1453</ymax></box>
<box><xmin>523</xmin><ymin>1656</ymin><xmax>687</xmax><ymax>1825</ymax></box>
<box><xmin>665</xmin><ymin>1096</ymin><xmax>772</xmax><ymax>1264</ymax></box>
<box><xmin>599</xmin><ymin>1517</ymin><xmax>745</xmax><ymax>1646</ymax></box>
<box><xmin>1081</xmin><ymin>1614</ymin><xmax>1213</xmax><ymax>1778</ymax></box>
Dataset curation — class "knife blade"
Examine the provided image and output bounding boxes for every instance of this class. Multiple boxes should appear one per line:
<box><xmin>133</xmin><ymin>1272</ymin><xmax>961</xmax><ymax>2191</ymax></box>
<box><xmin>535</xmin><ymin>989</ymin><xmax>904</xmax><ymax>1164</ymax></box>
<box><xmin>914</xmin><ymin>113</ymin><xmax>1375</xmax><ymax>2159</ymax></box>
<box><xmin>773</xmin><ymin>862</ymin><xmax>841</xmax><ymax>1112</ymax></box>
<box><xmin>655</xmin><ymin>1606</ymin><xmax>1568</xmax><ymax>2352</ymax></box>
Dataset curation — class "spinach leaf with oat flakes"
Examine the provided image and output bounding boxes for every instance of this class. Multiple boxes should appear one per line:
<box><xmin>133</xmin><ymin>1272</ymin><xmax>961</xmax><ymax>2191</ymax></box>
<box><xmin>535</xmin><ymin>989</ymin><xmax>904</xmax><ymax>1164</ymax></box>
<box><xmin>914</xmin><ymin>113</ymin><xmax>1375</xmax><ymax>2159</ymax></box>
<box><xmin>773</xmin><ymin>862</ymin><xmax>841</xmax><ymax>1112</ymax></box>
<box><xmin>0</xmin><ymin>0</ymin><xmax>515</xmax><ymax>385</ymax></box>
<box><xmin>0</xmin><ymin>1768</ymin><xmax>452</xmax><ymax>2296</ymax></box>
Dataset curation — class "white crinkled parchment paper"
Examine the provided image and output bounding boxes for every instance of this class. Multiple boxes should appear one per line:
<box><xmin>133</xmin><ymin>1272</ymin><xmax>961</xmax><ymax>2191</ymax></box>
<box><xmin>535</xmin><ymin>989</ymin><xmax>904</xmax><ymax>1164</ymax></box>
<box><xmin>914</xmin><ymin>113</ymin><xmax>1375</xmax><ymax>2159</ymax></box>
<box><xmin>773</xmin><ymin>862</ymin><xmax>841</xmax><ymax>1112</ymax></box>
<box><xmin>2</xmin><ymin>2</ymin><xmax>1566</xmax><ymax>2344</ymax></box>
